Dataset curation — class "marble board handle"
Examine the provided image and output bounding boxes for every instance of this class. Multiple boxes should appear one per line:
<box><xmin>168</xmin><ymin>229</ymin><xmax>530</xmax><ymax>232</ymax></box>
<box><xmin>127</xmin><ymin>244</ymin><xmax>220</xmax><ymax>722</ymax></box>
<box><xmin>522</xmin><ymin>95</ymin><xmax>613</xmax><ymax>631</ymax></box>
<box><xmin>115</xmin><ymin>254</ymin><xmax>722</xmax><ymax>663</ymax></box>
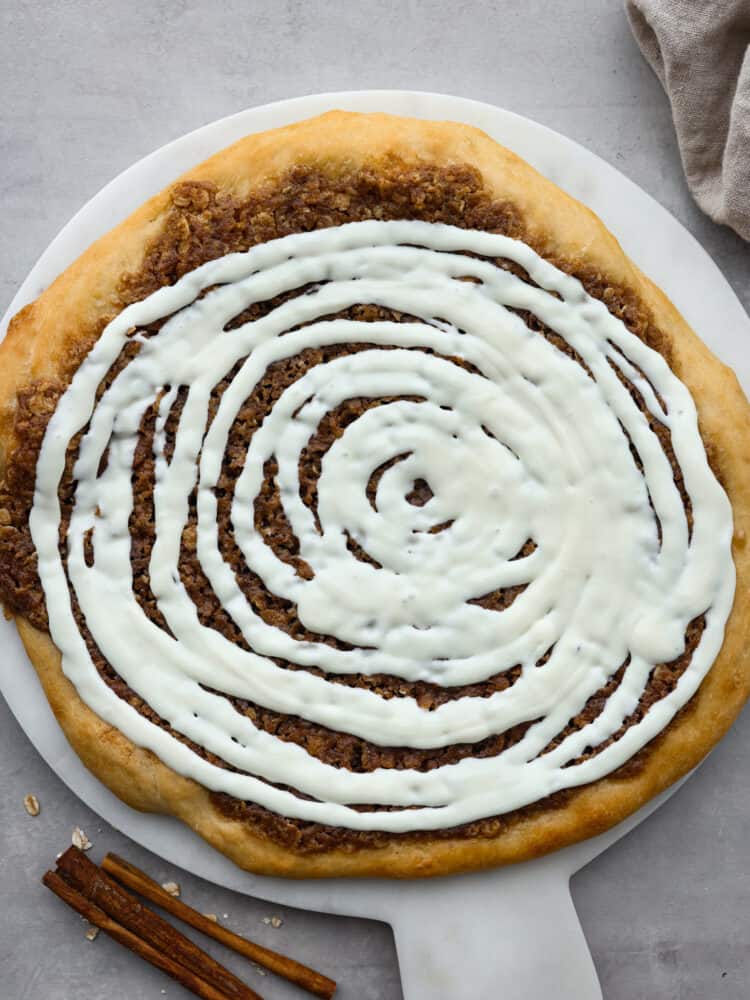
<box><xmin>388</xmin><ymin>859</ymin><xmax>601</xmax><ymax>1000</ymax></box>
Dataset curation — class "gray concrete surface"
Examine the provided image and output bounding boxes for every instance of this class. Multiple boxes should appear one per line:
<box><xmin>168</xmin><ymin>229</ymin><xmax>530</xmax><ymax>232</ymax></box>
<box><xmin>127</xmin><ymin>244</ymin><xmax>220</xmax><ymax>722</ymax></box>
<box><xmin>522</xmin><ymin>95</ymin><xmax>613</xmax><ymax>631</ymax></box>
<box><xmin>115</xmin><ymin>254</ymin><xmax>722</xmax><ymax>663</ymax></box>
<box><xmin>1</xmin><ymin>1</ymin><xmax>748</xmax><ymax>998</ymax></box>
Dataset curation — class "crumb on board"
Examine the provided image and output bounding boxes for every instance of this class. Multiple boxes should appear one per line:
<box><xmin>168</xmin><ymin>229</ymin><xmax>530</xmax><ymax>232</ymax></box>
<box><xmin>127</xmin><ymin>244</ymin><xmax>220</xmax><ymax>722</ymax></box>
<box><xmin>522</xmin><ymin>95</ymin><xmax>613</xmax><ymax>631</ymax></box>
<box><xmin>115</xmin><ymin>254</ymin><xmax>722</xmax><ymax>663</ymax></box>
<box><xmin>85</xmin><ymin>925</ymin><xmax>99</xmax><ymax>942</ymax></box>
<box><xmin>203</xmin><ymin>913</ymin><xmax>218</xmax><ymax>922</ymax></box>
<box><xmin>161</xmin><ymin>881</ymin><xmax>180</xmax><ymax>897</ymax></box>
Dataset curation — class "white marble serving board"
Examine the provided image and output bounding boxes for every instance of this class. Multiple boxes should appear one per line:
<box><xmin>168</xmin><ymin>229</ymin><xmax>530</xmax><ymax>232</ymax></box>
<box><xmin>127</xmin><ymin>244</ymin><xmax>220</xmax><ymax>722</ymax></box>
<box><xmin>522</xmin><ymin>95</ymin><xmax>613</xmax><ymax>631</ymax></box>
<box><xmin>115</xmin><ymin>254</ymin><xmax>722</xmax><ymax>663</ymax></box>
<box><xmin>2</xmin><ymin>91</ymin><xmax>748</xmax><ymax>1000</ymax></box>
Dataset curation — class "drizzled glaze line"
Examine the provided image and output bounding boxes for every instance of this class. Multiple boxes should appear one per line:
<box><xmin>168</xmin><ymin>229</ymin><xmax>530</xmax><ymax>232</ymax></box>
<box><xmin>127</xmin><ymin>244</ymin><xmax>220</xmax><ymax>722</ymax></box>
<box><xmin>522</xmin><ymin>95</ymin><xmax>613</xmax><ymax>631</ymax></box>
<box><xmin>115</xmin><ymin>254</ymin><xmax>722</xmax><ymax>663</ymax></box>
<box><xmin>30</xmin><ymin>221</ymin><xmax>734</xmax><ymax>832</ymax></box>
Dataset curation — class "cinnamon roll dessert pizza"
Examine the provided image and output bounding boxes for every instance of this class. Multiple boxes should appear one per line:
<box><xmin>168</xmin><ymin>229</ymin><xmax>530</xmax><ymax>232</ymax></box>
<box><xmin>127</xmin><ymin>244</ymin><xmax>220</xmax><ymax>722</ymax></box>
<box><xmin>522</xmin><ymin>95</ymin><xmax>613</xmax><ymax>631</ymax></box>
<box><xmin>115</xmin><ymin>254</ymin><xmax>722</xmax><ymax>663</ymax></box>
<box><xmin>1</xmin><ymin>112</ymin><xmax>749</xmax><ymax>877</ymax></box>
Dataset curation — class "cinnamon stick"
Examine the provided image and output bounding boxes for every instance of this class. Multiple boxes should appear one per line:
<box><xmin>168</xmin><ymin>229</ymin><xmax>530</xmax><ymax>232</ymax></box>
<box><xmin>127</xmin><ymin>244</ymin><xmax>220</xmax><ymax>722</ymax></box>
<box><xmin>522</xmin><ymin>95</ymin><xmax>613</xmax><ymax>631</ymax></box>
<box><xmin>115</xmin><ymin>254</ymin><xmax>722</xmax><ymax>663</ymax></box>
<box><xmin>42</xmin><ymin>870</ymin><xmax>241</xmax><ymax>1000</ymax></box>
<box><xmin>55</xmin><ymin>847</ymin><xmax>261</xmax><ymax>1000</ymax></box>
<box><xmin>102</xmin><ymin>852</ymin><xmax>336</xmax><ymax>999</ymax></box>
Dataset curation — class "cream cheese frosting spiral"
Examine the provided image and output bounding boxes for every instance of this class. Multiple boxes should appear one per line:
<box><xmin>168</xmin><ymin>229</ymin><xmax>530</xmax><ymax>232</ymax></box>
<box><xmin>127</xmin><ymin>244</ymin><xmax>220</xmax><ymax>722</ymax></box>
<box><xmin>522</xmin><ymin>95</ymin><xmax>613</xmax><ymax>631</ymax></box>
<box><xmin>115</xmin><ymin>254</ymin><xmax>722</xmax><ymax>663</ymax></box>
<box><xmin>29</xmin><ymin>219</ymin><xmax>735</xmax><ymax>832</ymax></box>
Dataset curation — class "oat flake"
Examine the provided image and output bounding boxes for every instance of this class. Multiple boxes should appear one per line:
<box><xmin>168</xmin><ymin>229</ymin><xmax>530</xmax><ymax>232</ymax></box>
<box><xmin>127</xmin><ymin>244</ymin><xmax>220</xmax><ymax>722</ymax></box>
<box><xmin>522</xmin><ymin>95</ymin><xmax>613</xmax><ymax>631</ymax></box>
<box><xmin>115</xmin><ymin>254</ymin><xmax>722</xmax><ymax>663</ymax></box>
<box><xmin>23</xmin><ymin>794</ymin><xmax>40</xmax><ymax>817</ymax></box>
<box><xmin>72</xmin><ymin>827</ymin><xmax>92</xmax><ymax>850</ymax></box>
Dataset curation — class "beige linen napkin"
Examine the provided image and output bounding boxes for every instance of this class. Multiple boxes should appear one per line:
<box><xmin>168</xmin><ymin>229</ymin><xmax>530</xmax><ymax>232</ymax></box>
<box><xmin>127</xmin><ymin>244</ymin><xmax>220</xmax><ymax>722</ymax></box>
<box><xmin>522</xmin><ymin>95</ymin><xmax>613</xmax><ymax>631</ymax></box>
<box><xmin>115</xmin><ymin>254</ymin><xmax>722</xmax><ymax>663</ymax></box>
<box><xmin>626</xmin><ymin>0</ymin><xmax>750</xmax><ymax>241</ymax></box>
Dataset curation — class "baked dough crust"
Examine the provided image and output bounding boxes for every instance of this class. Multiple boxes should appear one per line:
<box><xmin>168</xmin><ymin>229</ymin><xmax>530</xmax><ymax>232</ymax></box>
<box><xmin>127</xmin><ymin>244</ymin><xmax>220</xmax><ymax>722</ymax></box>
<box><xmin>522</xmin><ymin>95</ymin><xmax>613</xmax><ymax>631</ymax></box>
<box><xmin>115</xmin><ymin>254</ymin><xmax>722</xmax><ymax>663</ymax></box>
<box><xmin>3</xmin><ymin>111</ymin><xmax>750</xmax><ymax>878</ymax></box>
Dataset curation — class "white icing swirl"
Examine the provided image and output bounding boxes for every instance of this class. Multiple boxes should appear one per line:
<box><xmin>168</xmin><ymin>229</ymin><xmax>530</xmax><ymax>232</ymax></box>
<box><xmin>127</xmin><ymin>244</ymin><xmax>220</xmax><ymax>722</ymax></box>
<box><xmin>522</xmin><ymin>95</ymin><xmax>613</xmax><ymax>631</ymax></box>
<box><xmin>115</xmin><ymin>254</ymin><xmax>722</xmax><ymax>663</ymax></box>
<box><xmin>30</xmin><ymin>220</ymin><xmax>735</xmax><ymax>832</ymax></box>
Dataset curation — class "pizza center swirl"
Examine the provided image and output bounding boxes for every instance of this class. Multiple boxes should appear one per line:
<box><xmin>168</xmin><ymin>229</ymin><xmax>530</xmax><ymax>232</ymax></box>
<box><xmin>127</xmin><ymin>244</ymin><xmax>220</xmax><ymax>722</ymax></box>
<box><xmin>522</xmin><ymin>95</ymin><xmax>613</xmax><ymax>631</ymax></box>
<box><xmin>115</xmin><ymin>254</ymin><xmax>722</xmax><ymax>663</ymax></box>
<box><xmin>29</xmin><ymin>220</ymin><xmax>734</xmax><ymax>832</ymax></box>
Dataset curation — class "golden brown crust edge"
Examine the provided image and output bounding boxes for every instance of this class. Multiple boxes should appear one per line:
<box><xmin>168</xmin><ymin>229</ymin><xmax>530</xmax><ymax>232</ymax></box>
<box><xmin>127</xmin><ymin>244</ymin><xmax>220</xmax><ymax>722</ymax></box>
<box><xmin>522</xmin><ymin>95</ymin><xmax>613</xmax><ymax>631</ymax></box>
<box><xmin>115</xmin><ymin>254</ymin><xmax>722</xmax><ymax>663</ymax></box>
<box><xmin>4</xmin><ymin>110</ymin><xmax>750</xmax><ymax>878</ymax></box>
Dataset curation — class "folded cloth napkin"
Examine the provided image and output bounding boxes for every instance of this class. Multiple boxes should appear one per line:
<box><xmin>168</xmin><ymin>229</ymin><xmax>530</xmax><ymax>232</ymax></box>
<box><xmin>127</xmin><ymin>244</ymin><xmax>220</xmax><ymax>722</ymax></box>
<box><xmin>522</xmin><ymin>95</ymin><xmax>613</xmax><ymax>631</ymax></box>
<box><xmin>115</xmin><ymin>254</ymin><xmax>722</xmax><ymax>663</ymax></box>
<box><xmin>626</xmin><ymin>0</ymin><xmax>750</xmax><ymax>241</ymax></box>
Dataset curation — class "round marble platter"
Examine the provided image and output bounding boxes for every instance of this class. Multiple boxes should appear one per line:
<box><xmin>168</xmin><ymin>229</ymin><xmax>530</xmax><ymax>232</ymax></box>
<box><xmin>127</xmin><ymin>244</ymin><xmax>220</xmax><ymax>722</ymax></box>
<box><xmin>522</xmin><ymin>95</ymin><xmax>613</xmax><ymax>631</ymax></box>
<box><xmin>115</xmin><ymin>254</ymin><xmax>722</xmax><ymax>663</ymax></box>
<box><xmin>2</xmin><ymin>91</ymin><xmax>748</xmax><ymax>1000</ymax></box>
